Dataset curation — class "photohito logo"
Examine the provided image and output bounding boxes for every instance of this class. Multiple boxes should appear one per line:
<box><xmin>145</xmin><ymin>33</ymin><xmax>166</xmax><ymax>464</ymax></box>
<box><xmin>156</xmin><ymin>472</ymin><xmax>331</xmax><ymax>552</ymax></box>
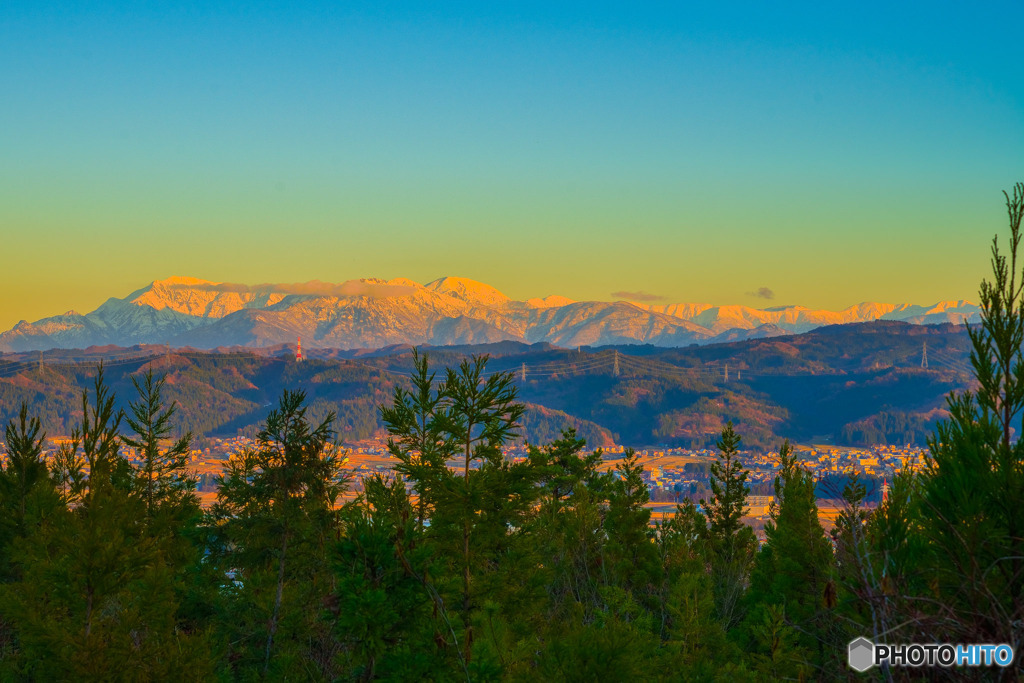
<box><xmin>848</xmin><ymin>637</ymin><xmax>1014</xmax><ymax>671</ymax></box>
<box><xmin>848</xmin><ymin>637</ymin><xmax>874</xmax><ymax>672</ymax></box>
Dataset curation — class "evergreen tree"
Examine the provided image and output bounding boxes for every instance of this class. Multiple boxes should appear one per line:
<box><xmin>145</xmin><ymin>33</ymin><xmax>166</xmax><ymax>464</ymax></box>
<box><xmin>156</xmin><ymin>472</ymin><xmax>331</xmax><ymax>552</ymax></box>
<box><xmin>333</xmin><ymin>473</ymin><xmax>458</xmax><ymax>680</ymax></box>
<box><xmin>530</xmin><ymin>428</ymin><xmax>603</xmax><ymax>510</ymax></box>
<box><xmin>380</xmin><ymin>347</ymin><xmax>456</xmax><ymax>529</ymax></box>
<box><xmin>743</xmin><ymin>440</ymin><xmax>834</xmax><ymax>678</ymax></box>
<box><xmin>0</xmin><ymin>368</ymin><xmax>214</xmax><ymax>680</ymax></box>
<box><xmin>828</xmin><ymin>471</ymin><xmax>883</xmax><ymax>652</ymax></box>
<box><xmin>433</xmin><ymin>355</ymin><xmax>525</xmax><ymax>665</ymax></box>
<box><xmin>0</xmin><ymin>404</ymin><xmax>48</xmax><ymax>532</ymax></box>
<box><xmin>656</xmin><ymin>500</ymin><xmax>744</xmax><ymax>679</ymax></box>
<box><xmin>122</xmin><ymin>369</ymin><xmax>217</xmax><ymax>650</ymax></box>
<box><xmin>603</xmin><ymin>449</ymin><xmax>659</xmax><ymax>596</ymax></box>
<box><xmin>375</xmin><ymin>351</ymin><xmax>543</xmax><ymax>674</ymax></box>
<box><xmin>700</xmin><ymin>421</ymin><xmax>756</xmax><ymax>630</ymax></box>
<box><xmin>210</xmin><ymin>388</ymin><xmax>346</xmax><ymax>678</ymax></box>
<box><xmin>919</xmin><ymin>181</ymin><xmax>1024</xmax><ymax>648</ymax></box>
<box><xmin>122</xmin><ymin>369</ymin><xmax>196</xmax><ymax>520</ymax></box>
<box><xmin>0</xmin><ymin>403</ymin><xmax>62</xmax><ymax>667</ymax></box>
<box><xmin>526</xmin><ymin>431</ymin><xmax>610</xmax><ymax>638</ymax></box>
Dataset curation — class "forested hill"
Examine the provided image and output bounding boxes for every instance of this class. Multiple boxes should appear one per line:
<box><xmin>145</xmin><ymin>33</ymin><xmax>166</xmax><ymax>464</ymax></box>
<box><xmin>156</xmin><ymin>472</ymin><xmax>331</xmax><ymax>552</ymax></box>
<box><xmin>0</xmin><ymin>320</ymin><xmax>973</xmax><ymax>448</ymax></box>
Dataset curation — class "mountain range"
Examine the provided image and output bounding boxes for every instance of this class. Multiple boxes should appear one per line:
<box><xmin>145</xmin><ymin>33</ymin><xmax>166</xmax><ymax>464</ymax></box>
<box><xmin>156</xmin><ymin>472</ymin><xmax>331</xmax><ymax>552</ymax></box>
<box><xmin>0</xmin><ymin>321</ymin><xmax>974</xmax><ymax>448</ymax></box>
<box><xmin>0</xmin><ymin>276</ymin><xmax>981</xmax><ymax>352</ymax></box>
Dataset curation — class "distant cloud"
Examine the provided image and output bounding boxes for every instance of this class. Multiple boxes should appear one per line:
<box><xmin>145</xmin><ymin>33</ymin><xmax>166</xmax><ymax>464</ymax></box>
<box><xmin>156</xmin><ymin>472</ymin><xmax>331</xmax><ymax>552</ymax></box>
<box><xmin>611</xmin><ymin>290</ymin><xmax>665</xmax><ymax>302</ymax></box>
<box><xmin>747</xmin><ymin>287</ymin><xmax>775</xmax><ymax>300</ymax></box>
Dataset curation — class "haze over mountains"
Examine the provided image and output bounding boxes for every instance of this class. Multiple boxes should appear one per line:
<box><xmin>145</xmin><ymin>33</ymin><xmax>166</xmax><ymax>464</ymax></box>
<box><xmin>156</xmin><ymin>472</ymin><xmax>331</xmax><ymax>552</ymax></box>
<box><xmin>0</xmin><ymin>276</ymin><xmax>981</xmax><ymax>353</ymax></box>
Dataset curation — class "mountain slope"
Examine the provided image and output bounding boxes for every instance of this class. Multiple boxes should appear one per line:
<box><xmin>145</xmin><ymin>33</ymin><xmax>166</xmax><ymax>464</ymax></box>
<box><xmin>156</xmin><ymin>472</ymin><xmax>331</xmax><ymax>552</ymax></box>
<box><xmin>0</xmin><ymin>320</ymin><xmax>974</xmax><ymax>448</ymax></box>
<box><xmin>0</xmin><ymin>276</ymin><xmax>981</xmax><ymax>352</ymax></box>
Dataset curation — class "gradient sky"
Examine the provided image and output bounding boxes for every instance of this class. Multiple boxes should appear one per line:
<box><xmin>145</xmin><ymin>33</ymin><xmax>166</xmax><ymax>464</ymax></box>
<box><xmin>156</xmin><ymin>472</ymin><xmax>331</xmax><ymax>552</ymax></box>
<box><xmin>2</xmin><ymin>2</ymin><xmax>1022</xmax><ymax>331</ymax></box>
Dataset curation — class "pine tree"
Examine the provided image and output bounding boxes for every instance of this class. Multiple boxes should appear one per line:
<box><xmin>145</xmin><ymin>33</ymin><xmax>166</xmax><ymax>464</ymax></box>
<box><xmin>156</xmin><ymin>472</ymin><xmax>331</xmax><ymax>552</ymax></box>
<box><xmin>919</xmin><ymin>181</ymin><xmax>1024</xmax><ymax>647</ymax></box>
<box><xmin>333</xmin><ymin>473</ymin><xmax>458</xmax><ymax>680</ymax></box>
<box><xmin>656</xmin><ymin>500</ymin><xmax>743</xmax><ymax>679</ymax></box>
<box><xmin>829</xmin><ymin>471</ymin><xmax>883</xmax><ymax>652</ymax></box>
<box><xmin>122</xmin><ymin>369</ymin><xmax>197</xmax><ymax>520</ymax></box>
<box><xmin>603</xmin><ymin>449</ymin><xmax>659</xmax><ymax>594</ymax></box>
<box><xmin>210</xmin><ymin>388</ymin><xmax>346</xmax><ymax>678</ymax></box>
<box><xmin>436</xmin><ymin>355</ymin><xmax>525</xmax><ymax>664</ymax></box>
<box><xmin>380</xmin><ymin>348</ymin><xmax>456</xmax><ymax>530</ymax></box>
<box><xmin>0</xmin><ymin>403</ymin><xmax>58</xmax><ymax>580</ymax></box>
<box><xmin>0</xmin><ymin>403</ymin><xmax>62</xmax><ymax>667</ymax></box>
<box><xmin>531</xmin><ymin>428</ymin><xmax>603</xmax><ymax>509</ymax></box>
<box><xmin>526</xmin><ymin>430</ymin><xmax>611</xmax><ymax>637</ymax></box>
<box><xmin>743</xmin><ymin>440</ymin><xmax>834</xmax><ymax>677</ymax></box>
<box><xmin>122</xmin><ymin>369</ymin><xmax>217</xmax><ymax>650</ymax></box>
<box><xmin>375</xmin><ymin>352</ymin><xmax>543</xmax><ymax>674</ymax></box>
<box><xmin>700</xmin><ymin>421</ymin><xmax>756</xmax><ymax>630</ymax></box>
<box><xmin>0</xmin><ymin>403</ymin><xmax>49</xmax><ymax>532</ymax></box>
<box><xmin>0</xmin><ymin>367</ymin><xmax>214</xmax><ymax>680</ymax></box>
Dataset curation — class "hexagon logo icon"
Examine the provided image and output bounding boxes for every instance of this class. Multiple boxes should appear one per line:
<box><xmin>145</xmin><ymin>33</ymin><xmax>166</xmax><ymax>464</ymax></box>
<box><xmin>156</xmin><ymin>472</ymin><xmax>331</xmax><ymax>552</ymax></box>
<box><xmin>848</xmin><ymin>637</ymin><xmax>875</xmax><ymax>672</ymax></box>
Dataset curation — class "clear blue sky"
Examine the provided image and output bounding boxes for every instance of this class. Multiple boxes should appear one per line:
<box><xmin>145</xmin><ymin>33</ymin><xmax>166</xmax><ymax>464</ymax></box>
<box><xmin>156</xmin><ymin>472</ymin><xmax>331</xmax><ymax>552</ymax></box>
<box><xmin>1</xmin><ymin>2</ymin><xmax>1021</xmax><ymax>329</ymax></box>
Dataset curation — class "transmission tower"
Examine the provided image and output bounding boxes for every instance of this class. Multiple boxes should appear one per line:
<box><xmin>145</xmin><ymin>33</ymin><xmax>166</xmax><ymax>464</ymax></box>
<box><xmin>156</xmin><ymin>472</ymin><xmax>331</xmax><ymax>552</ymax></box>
<box><xmin>921</xmin><ymin>342</ymin><xmax>928</xmax><ymax>369</ymax></box>
<box><xmin>296</xmin><ymin>337</ymin><xmax>304</xmax><ymax>362</ymax></box>
<box><xmin>38</xmin><ymin>350</ymin><xmax>42</xmax><ymax>373</ymax></box>
<box><xmin>521</xmin><ymin>362</ymin><xmax>527</xmax><ymax>382</ymax></box>
<box><xmin>613</xmin><ymin>350</ymin><xmax>620</xmax><ymax>377</ymax></box>
<box><xmin>724</xmin><ymin>363</ymin><xmax>729</xmax><ymax>382</ymax></box>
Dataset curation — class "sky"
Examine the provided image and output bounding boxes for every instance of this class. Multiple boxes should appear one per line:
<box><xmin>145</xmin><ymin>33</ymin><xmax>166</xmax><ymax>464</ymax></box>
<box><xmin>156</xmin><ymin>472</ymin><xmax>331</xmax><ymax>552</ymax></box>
<box><xmin>1</xmin><ymin>2</ymin><xmax>1022</xmax><ymax>331</ymax></box>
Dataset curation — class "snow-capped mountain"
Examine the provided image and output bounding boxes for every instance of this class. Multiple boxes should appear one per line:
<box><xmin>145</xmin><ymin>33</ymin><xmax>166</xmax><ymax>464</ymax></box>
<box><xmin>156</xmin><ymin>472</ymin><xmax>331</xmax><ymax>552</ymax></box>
<box><xmin>0</xmin><ymin>276</ymin><xmax>981</xmax><ymax>352</ymax></box>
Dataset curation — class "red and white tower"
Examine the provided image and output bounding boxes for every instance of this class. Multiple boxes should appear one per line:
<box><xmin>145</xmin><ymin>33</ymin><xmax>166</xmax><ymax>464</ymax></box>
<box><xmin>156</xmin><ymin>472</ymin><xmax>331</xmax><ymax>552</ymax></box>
<box><xmin>296</xmin><ymin>337</ymin><xmax>304</xmax><ymax>362</ymax></box>
<box><xmin>881</xmin><ymin>478</ymin><xmax>889</xmax><ymax>504</ymax></box>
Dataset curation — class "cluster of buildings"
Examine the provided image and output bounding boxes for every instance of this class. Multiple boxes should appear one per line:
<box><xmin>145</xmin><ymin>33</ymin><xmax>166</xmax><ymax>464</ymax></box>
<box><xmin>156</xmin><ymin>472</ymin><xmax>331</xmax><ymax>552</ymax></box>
<box><xmin>0</xmin><ymin>434</ymin><xmax>930</xmax><ymax>522</ymax></box>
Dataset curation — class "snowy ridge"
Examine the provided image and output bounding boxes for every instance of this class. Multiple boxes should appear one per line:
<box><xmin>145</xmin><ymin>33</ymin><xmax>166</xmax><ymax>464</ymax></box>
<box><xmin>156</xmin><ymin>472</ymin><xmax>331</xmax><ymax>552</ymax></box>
<box><xmin>0</xmin><ymin>276</ymin><xmax>981</xmax><ymax>352</ymax></box>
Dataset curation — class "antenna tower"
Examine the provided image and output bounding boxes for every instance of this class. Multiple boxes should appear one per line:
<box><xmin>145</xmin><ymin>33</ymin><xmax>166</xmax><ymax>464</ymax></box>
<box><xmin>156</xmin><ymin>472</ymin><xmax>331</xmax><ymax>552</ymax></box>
<box><xmin>296</xmin><ymin>337</ymin><xmax>304</xmax><ymax>362</ymax></box>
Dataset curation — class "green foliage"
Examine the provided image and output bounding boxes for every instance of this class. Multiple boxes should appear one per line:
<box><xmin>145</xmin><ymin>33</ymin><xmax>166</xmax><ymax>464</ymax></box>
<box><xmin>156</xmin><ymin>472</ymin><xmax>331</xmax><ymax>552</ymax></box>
<box><xmin>840</xmin><ymin>408</ymin><xmax>942</xmax><ymax>446</ymax></box>
<box><xmin>0</xmin><ymin>404</ymin><xmax>51</xmax><ymax>566</ymax></box>
<box><xmin>378</xmin><ymin>351</ymin><xmax>534</xmax><ymax>669</ymax></box>
<box><xmin>5</xmin><ymin>184</ymin><xmax>1023</xmax><ymax>680</ymax></box>
<box><xmin>919</xmin><ymin>182</ymin><xmax>1024</xmax><ymax>646</ymax></box>
<box><xmin>742</xmin><ymin>440</ymin><xmax>835</xmax><ymax>676</ymax></box>
<box><xmin>333</xmin><ymin>474</ymin><xmax>457</xmax><ymax>680</ymax></box>
<box><xmin>604</xmin><ymin>450</ymin><xmax>659</xmax><ymax>592</ymax></box>
<box><xmin>701</xmin><ymin>421</ymin><xmax>756</xmax><ymax>630</ymax></box>
<box><xmin>0</xmin><ymin>367</ymin><xmax>214</xmax><ymax>680</ymax></box>
<box><xmin>208</xmin><ymin>388</ymin><xmax>347</xmax><ymax>679</ymax></box>
<box><xmin>122</xmin><ymin>369</ymin><xmax>197</xmax><ymax>519</ymax></box>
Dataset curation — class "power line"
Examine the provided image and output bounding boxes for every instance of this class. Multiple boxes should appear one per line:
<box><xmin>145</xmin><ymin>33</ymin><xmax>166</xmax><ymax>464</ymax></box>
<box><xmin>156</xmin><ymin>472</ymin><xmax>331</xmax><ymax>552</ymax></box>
<box><xmin>0</xmin><ymin>342</ymin><xmax>977</xmax><ymax>386</ymax></box>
